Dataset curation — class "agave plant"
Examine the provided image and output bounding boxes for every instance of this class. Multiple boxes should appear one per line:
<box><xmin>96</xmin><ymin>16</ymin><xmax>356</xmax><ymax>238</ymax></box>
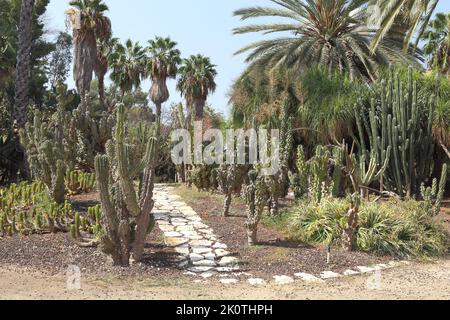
<box><xmin>233</xmin><ymin>0</ymin><xmax>418</xmax><ymax>82</ymax></box>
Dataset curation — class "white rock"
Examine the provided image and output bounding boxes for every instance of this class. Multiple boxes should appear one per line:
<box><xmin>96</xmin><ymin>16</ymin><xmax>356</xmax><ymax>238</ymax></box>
<box><xmin>193</xmin><ymin>260</ymin><xmax>217</xmax><ymax>267</ymax></box>
<box><xmin>164</xmin><ymin>231</ymin><xmax>183</xmax><ymax>238</ymax></box>
<box><xmin>176</xmin><ymin>225</ymin><xmax>196</xmax><ymax>232</ymax></box>
<box><xmin>192</xmin><ymin>247</ymin><xmax>213</xmax><ymax>255</ymax></box>
<box><xmin>188</xmin><ymin>266</ymin><xmax>214</xmax><ymax>273</ymax></box>
<box><xmin>174</xmin><ymin>246</ymin><xmax>190</xmax><ymax>255</ymax></box>
<box><xmin>178</xmin><ymin>260</ymin><xmax>189</xmax><ymax>268</ymax></box>
<box><xmin>203</xmin><ymin>253</ymin><xmax>216</xmax><ymax>260</ymax></box>
<box><xmin>320</xmin><ymin>271</ymin><xmax>341</xmax><ymax>279</ymax></box>
<box><xmin>294</xmin><ymin>273</ymin><xmax>323</xmax><ymax>282</ymax></box>
<box><xmin>189</xmin><ymin>253</ymin><xmax>205</xmax><ymax>262</ymax></box>
<box><xmin>273</xmin><ymin>275</ymin><xmax>294</xmax><ymax>285</ymax></box>
<box><xmin>159</xmin><ymin>225</ymin><xmax>175</xmax><ymax>232</ymax></box>
<box><xmin>201</xmin><ymin>272</ymin><xmax>215</xmax><ymax>279</ymax></box>
<box><xmin>219</xmin><ymin>256</ymin><xmax>239</xmax><ymax>266</ymax></box>
<box><xmin>356</xmin><ymin>266</ymin><xmax>376</xmax><ymax>273</ymax></box>
<box><xmin>216</xmin><ymin>267</ymin><xmax>240</xmax><ymax>272</ymax></box>
<box><xmin>215</xmin><ymin>249</ymin><xmax>230</xmax><ymax>257</ymax></box>
<box><xmin>248</xmin><ymin>278</ymin><xmax>266</xmax><ymax>286</ymax></box>
<box><xmin>343</xmin><ymin>270</ymin><xmax>360</xmax><ymax>276</ymax></box>
<box><xmin>213</xmin><ymin>243</ymin><xmax>228</xmax><ymax>249</ymax></box>
<box><xmin>180</xmin><ymin>231</ymin><xmax>198</xmax><ymax>237</ymax></box>
<box><xmin>190</xmin><ymin>240</ymin><xmax>213</xmax><ymax>247</ymax></box>
<box><xmin>183</xmin><ymin>272</ymin><xmax>197</xmax><ymax>276</ymax></box>
<box><xmin>220</xmin><ymin>279</ymin><xmax>238</xmax><ymax>285</ymax></box>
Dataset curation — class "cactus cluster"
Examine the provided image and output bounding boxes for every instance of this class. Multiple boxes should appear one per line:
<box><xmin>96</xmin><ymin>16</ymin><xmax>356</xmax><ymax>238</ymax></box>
<box><xmin>69</xmin><ymin>205</ymin><xmax>103</xmax><ymax>245</ymax></box>
<box><xmin>0</xmin><ymin>181</ymin><xmax>76</xmax><ymax>236</ymax></box>
<box><xmin>278</xmin><ymin>99</ymin><xmax>294</xmax><ymax>198</ymax></box>
<box><xmin>94</xmin><ymin>104</ymin><xmax>158</xmax><ymax>266</ymax></box>
<box><xmin>244</xmin><ymin>169</ymin><xmax>270</xmax><ymax>246</ymax></box>
<box><xmin>421</xmin><ymin>163</ymin><xmax>448</xmax><ymax>216</ymax></box>
<box><xmin>71</xmin><ymin>97</ymin><xmax>115</xmax><ymax>170</ymax></box>
<box><xmin>20</xmin><ymin>106</ymin><xmax>68</xmax><ymax>204</ymax></box>
<box><xmin>355</xmin><ymin>67</ymin><xmax>435</xmax><ymax>197</ymax></box>
<box><xmin>65</xmin><ymin>170</ymin><xmax>96</xmax><ymax>195</ymax></box>
<box><xmin>188</xmin><ymin>165</ymin><xmax>218</xmax><ymax>191</ymax></box>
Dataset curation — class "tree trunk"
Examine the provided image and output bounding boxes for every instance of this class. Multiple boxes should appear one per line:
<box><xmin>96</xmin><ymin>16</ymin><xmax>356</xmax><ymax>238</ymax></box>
<box><xmin>247</xmin><ymin>224</ymin><xmax>257</xmax><ymax>246</ymax></box>
<box><xmin>193</xmin><ymin>98</ymin><xmax>205</xmax><ymax>122</ymax></box>
<box><xmin>13</xmin><ymin>0</ymin><xmax>34</xmax><ymax>128</ymax></box>
<box><xmin>73</xmin><ymin>31</ymin><xmax>96</xmax><ymax>100</ymax></box>
<box><xmin>223</xmin><ymin>190</ymin><xmax>232</xmax><ymax>217</ymax></box>
<box><xmin>98</xmin><ymin>73</ymin><xmax>106</xmax><ymax>111</ymax></box>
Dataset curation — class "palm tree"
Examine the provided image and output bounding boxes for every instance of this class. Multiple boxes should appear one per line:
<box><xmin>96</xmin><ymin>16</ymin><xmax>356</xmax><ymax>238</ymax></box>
<box><xmin>13</xmin><ymin>0</ymin><xmax>34</xmax><ymax>128</ymax></box>
<box><xmin>176</xmin><ymin>54</ymin><xmax>217</xmax><ymax>124</ymax></box>
<box><xmin>422</xmin><ymin>12</ymin><xmax>450</xmax><ymax>75</ymax></box>
<box><xmin>67</xmin><ymin>0</ymin><xmax>111</xmax><ymax>98</ymax></box>
<box><xmin>95</xmin><ymin>36</ymin><xmax>118</xmax><ymax>110</ymax></box>
<box><xmin>233</xmin><ymin>0</ymin><xmax>418</xmax><ymax>82</ymax></box>
<box><xmin>109</xmin><ymin>39</ymin><xmax>146</xmax><ymax>97</ymax></box>
<box><xmin>146</xmin><ymin>36</ymin><xmax>181</xmax><ymax>123</ymax></box>
<box><xmin>368</xmin><ymin>0</ymin><xmax>439</xmax><ymax>51</ymax></box>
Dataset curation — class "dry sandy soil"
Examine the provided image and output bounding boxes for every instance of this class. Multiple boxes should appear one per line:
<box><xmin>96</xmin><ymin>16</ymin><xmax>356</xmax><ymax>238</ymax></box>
<box><xmin>0</xmin><ymin>259</ymin><xmax>449</xmax><ymax>300</ymax></box>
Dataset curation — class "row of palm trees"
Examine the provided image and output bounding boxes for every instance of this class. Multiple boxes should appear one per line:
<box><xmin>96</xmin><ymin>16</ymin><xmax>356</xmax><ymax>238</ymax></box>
<box><xmin>67</xmin><ymin>0</ymin><xmax>217</xmax><ymax>125</ymax></box>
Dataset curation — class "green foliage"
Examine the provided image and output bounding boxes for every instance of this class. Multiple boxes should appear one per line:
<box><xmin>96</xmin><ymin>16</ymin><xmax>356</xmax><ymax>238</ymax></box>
<box><xmin>290</xmin><ymin>198</ymin><xmax>448</xmax><ymax>257</ymax></box>
<box><xmin>65</xmin><ymin>170</ymin><xmax>96</xmax><ymax>196</ymax></box>
<box><xmin>355</xmin><ymin>67</ymin><xmax>436</xmax><ymax>197</ymax></box>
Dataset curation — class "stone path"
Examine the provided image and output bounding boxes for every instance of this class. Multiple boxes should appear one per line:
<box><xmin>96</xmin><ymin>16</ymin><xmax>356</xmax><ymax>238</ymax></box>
<box><xmin>153</xmin><ymin>185</ymin><xmax>410</xmax><ymax>286</ymax></box>
<box><xmin>153</xmin><ymin>185</ymin><xmax>240</xmax><ymax>274</ymax></box>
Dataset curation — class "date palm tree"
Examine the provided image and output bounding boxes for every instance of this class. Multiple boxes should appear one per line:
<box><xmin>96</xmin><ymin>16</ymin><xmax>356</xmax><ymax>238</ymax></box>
<box><xmin>368</xmin><ymin>0</ymin><xmax>439</xmax><ymax>51</ymax></box>
<box><xmin>13</xmin><ymin>0</ymin><xmax>34</xmax><ymax>128</ymax></box>
<box><xmin>146</xmin><ymin>36</ymin><xmax>181</xmax><ymax>123</ymax></box>
<box><xmin>95</xmin><ymin>36</ymin><xmax>118</xmax><ymax>110</ymax></box>
<box><xmin>233</xmin><ymin>0</ymin><xmax>417</xmax><ymax>82</ymax></box>
<box><xmin>422</xmin><ymin>12</ymin><xmax>450</xmax><ymax>75</ymax></box>
<box><xmin>176</xmin><ymin>54</ymin><xmax>217</xmax><ymax>123</ymax></box>
<box><xmin>67</xmin><ymin>0</ymin><xmax>111</xmax><ymax>98</ymax></box>
<box><xmin>109</xmin><ymin>39</ymin><xmax>146</xmax><ymax>97</ymax></box>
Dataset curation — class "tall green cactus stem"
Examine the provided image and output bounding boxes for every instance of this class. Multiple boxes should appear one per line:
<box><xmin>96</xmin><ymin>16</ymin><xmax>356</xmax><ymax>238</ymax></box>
<box><xmin>95</xmin><ymin>104</ymin><xmax>157</xmax><ymax>266</ymax></box>
<box><xmin>344</xmin><ymin>143</ymin><xmax>391</xmax><ymax>199</ymax></box>
<box><xmin>433</xmin><ymin>164</ymin><xmax>447</xmax><ymax>216</ymax></box>
<box><xmin>278</xmin><ymin>99</ymin><xmax>294</xmax><ymax>198</ymax></box>
<box><xmin>331</xmin><ymin>147</ymin><xmax>344</xmax><ymax>197</ymax></box>
<box><xmin>20</xmin><ymin>108</ymin><xmax>66</xmax><ymax>204</ymax></box>
<box><xmin>291</xmin><ymin>146</ymin><xmax>309</xmax><ymax>199</ymax></box>
<box><xmin>244</xmin><ymin>170</ymin><xmax>269</xmax><ymax>246</ymax></box>
<box><xmin>355</xmin><ymin>67</ymin><xmax>435</xmax><ymax>197</ymax></box>
<box><xmin>310</xmin><ymin>146</ymin><xmax>330</xmax><ymax>203</ymax></box>
<box><xmin>217</xmin><ymin>164</ymin><xmax>236</xmax><ymax>217</ymax></box>
<box><xmin>71</xmin><ymin>96</ymin><xmax>115</xmax><ymax>170</ymax></box>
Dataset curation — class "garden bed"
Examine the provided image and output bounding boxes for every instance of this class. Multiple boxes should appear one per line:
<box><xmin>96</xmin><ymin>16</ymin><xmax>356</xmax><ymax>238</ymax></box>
<box><xmin>0</xmin><ymin>192</ymin><xmax>184</xmax><ymax>279</ymax></box>
<box><xmin>171</xmin><ymin>186</ymin><xmax>391</xmax><ymax>278</ymax></box>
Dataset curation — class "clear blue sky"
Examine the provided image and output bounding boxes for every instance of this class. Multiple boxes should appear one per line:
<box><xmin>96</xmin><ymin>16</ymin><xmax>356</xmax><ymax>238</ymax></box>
<box><xmin>45</xmin><ymin>0</ymin><xmax>450</xmax><ymax>117</ymax></box>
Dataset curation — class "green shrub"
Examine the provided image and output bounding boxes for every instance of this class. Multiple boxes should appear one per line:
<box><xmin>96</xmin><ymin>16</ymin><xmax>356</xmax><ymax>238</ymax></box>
<box><xmin>289</xmin><ymin>198</ymin><xmax>449</xmax><ymax>258</ymax></box>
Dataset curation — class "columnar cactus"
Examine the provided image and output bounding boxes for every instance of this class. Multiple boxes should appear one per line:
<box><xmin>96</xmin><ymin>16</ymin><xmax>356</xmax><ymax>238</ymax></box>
<box><xmin>71</xmin><ymin>97</ymin><xmax>115</xmax><ymax>170</ymax></box>
<box><xmin>341</xmin><ymin>193</ymin><xmax>361</xmax><ymax>252</ymax></box>
<box><xmin>94</xmin><ymin>104</ymin><xmax>158</xmax><ymax>266</ymax></box>
<box><xmin>244</xmin><ymin>169</ymin><xmax>269</xmax><ymax>246</ymax></box>
<box><xmin>21</xmin><ymin>107</ymin><xmax>67</xmax><ymax>204</ymax></box>
<box><xmin>65</xmin><ymin>170</ymin><xmax>96</xmax><ymax>195</ymax></box>
<box><xmin>344</xmin><ymin>143</ymin><xmax>392</xmax><ymax>199</ymax></box>
<box><xmin>355</xmin><ymin>67</ymin><xmax>435</xmax><ymax>197</ymax></box>
<box><xmin>421</xmin><ymin>163</ymin><xmax>448</xmax><ymax>216</ymax></box>
<box><xmin>291</xmin><ymin>146</ymin><xmax>309</xmax><ymax>199</ymax></box>
<box><xmin>278</xmin><ymin>99</ymin><xmax>294</xmax><ymax>198</ymax></box>
<box><xmin>217</xmin><ymin>164</ymin><xmax>236</xmax><ymax>217</ymax></box>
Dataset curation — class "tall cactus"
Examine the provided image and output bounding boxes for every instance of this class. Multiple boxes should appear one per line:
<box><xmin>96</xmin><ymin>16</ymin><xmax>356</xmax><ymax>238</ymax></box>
<box><xmin>94</xmin><ymin>104</ymin><xmax>157</xmax><ymax>266</ymax></box>
<box><xmin>355</xmin><ymin>67</ymin><xmax>435</xmax><ymax>197</ymax></box>
<box><xmin>278</xmin><ymin>98</ymin><xmax>294</xmax><ymax>198</ymax></box>
<box><xmin>291</xmin><ymin>145</ymin><xmax>309</xmax><ymax>199</ymax></box>
<box><xmin>244</xmin><ymin>169</ymin><xmax>269</xmax><ymax>246</ymax></box>
<box><xmin>20</xmin><ymin>107</ymin><xmax>66</xmax><ymax>204</ymax></box>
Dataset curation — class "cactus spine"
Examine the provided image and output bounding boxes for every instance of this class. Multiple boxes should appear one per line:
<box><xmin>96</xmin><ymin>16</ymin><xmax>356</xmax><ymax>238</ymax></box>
<box><xmin>94</xmin><ymin>104</ymin><xmax>157</xmax><ymax>266</ymax></box>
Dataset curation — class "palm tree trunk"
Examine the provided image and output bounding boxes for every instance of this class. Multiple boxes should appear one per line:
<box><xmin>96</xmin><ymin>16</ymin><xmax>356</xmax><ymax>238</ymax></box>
<box><xmin>98</xmin><ymin>73</ymin><xmax>106</xmax><ymax>111</ymax></box>
<box><xmin>74</xmin><ymin>32</ymin><xmax>96</xmax><ymax>100</ymax></box>
<box><xmin>193</xmin><ymin>98</ymin><xmax>205</xmax><ymax>122</ymax></box>
<box><xmin>13</xmin><ymin>0</ymin><xmax>34</xmax><ymax>128</ymax></box>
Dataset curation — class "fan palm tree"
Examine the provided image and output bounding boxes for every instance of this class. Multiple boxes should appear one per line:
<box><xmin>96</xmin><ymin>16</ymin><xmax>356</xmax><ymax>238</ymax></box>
<box><xmin>368</xmin><ymin>0</ymin><xmax>439</xmax><ymax>51</ymax></box>
<box><xmin>176</xmin><ymin>55</ymin><xmax>217</xmax><ymax>124</ymax></box>
<box><xmin>95</xmin><ymin>36</ymin><xmax>118</xmax><ymax>110</ymax></box>
<box><xmin>422</xmin><ymin>12</ymin><xmax>450</xmax><ymax>75</ymax></box>
<box><xmin>109</xmin><ymin>39</ymin><xmax>146</xmax><ymax>97</ymax></box>
<box><xmin>233</xmin><ymin>0</ymin><xmax>418</xmax><ymax>82</ymax></box>
<box><xmin>13</xmin><ymin>0</ymin><xmax>34</xmax><ymax>128</ymax></box>
<box><xmin>146</xmin><ymin>37</ymin><xmax>181</xmax><ymax>123</ymax></box>
<box><xmin>67</xmin><ymin>0</ymin><xmax>111</xmax><ymax>98</ymax></box>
